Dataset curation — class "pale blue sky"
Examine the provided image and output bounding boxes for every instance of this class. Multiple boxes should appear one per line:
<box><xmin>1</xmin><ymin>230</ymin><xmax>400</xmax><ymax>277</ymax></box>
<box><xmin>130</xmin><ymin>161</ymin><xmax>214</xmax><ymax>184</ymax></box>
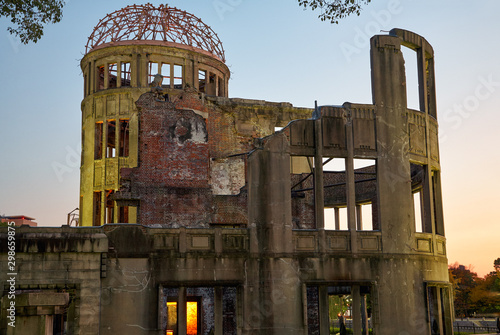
<box><xmin>1</xmin><ymin>0</ymin><xmax>499</xmax><ymax>276</ymax></box>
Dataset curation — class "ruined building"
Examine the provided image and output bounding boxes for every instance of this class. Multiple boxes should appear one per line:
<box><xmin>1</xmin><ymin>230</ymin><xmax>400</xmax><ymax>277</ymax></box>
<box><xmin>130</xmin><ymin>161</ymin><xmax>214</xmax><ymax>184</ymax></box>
<box><xmin>1</xmin><ymin>4</ymin><xmax>453</xmax><ymax>335</ymax></box>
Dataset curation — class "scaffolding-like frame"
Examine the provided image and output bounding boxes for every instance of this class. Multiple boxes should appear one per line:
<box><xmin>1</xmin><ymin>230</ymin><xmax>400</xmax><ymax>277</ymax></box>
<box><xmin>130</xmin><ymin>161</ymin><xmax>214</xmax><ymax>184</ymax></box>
<box><xmin>85</xmin><ymin>4</ymin><xmax>226</xmax><ymax>62</ymax></box>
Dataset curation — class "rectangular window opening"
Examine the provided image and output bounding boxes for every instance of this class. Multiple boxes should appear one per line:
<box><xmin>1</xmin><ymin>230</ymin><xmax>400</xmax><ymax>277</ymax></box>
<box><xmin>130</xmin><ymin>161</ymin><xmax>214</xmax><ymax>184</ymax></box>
<box><xmin>148</xmin><ymin>62</ymin><xmax>159</xmax><ymax>84</ymax></box>
<box><xmin>198</xmin><ymin>69</ymin><xmax>206</xmax><ymax>93</ymax></box>
<box><xmin>414</xmin><ymin>190</ymin><xmax>424</xmax><ymax>233</ymax></box>
<box><xmin>119</xmin><ymin>119</ymin><xmax>129</xmax><ymax>157</ymax></box>
<box><xmin>106</xmin><ymin>120</ymin><xmax>116</xmax><ymax>158</ymax></box>
<box><xmin>108</xmin><ymin>63</ymin><xmax>117</xmax><ymax>88</ymax></box>
<box><xmin>358</xmin><ymin>203</ymin><xmax>373</xmax><ymax>231</ymax></box>
<box><xmin>174</xmin><ymin>65</ymin><xmax>183</xmax><ymax>89</ymax></box>
<box><xmin>402</xmin><ymin>46</ymin><xmax>420</xmax><ymax>111</ymax></box>
<box><xmin>119</xmin><ymin>206</ymin><xmax>129</xmax><ymax>223</ymax></box>
<box><xmin>120</xmin><ymin>62</ymin><xmax>131</xmax><ymax>87</ymax></box>
<box><xmin>105</xmin><ymin>190</ymin><xmax>114</xmax><ymax>224</ymax></box>
<box><xmin>161</xmin><ymin>63</ymin><xmax>171</xmax><ymax>87</ymax></box>
<box><xmin>354</xmin><ymin>158</ymin><xmax>378</xmax><ymax>230</ymax></box>
<box><xmin>94</xmin><ymin>122</ymin><xmax>103</xmax><ymax>160</ymax></box>
<box><xmin>93</xmin><ymin>191</ymin><xmax>102</xmax><ymax>226</ymax></box>
<box><xmin>97</xmin><ymin>65</ymin><xmax>105</xmax><ymax>90</ymax></box>
<box><xmin>218</xmin><ymin>77</ymin><xmax>224</xmax><ymax>96</ymax></box>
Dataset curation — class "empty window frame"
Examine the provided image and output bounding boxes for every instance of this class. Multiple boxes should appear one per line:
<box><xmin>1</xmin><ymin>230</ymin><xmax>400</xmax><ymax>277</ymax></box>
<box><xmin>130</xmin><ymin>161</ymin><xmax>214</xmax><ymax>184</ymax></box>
<box><xmin>325</xmin><ymin>207</ymin><xmax>348</xmax><ymax>230</ymax></box>
<box><xmin>402</xmin><ymin>46</ymin><xmax>420</xmax><ymax>111</ymax></box>
<box><xmin>94</xmin><ymin>122</ymin><xmax>103</xmax><ymax>160</ymax></box>
<box><xmin>161</xmin><ymin>63</ymin><xmax>171</xmax><ymax>87</ymax></box>
<box><xmin>97</xmin><ymin>65</ymin><xmax>105</xmax><ymax>90</ymax></box>
<box><xmin>357</xmin><ymin>203</ymin><xmax>373</xmax><ymax>231</ymax></box>
<box><xmin>105</xmin><ymin>190</ymin><xmax>114</xmax><ymax>224</ymax></box>
<box><xmin>119</xmin><ymin>206</ymin><xmax>129</xmax><ymax>223</ymax></box>
<box><xmin>174</xmin><ymin>64</ymin><xmax>183</xmax><ymax>88</ymax></box>
<box><xmin>120</xmin><ymin>62</ymin><xmax>131</xmax><ymax>87</ymax></box>
<box><xmin>148</xmin><ymin>62</ymin><xmax>160</xmax><ymax>84</ymax></box>
<box><xmin>106</xmin><ymin>120</ymin><xmax>116</xmax><ymax>158</ymax></box>
<box><xmin>208</xmin><ymin>73</ymin><xmax>216</xmax><ymax>95</ymax></box>
<box><xmin>93</xmin><ymin>191</ymin><xmax>102</xmax><ymax>226</ymax></box>
<box><xmin>353</xmin><ymin>159</ymin><xmax>377</xmax><ymax>231</ymax></box>
<box><xmin>413</xmin><ymin>190</ymin><xmax>424</xmax><ymax>233</ymax></box>
<box><xmin>108</xmin><ymin>63</ymin><xmax>117</xmax><ymax>88</ymax></box>
<box><xmin>218</xmin><ymin>77</ymin><xmax>224</xmax><ymax>96</ymax></box>
<box><xmin>198</xmin><ymin>69</ymin><xmax>207</xmax><ymax>93</ymax></box>
<box><xmin>323</xmin><ymin>158</ymin><xmax>348</xmax><ymax>231</ymax></box>
<box><xmin>119</xmin><ymin>119</ymin><xmax>129</xmax><ymax>157</ymax></box>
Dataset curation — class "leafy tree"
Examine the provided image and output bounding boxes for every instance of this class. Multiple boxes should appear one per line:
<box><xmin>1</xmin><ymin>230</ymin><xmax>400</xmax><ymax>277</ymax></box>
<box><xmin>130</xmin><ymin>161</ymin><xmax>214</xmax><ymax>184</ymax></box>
<box><xmin>0</xmin><ymin>0</ymin><xmax>65</xmax><ymax>44</ymax></box>
<box><xmin>297</xmin><ymin>0</ymin><xmax>372</xmax><ymax>24</ymax></box>
<box><xmin>449</xmin><ymin>262</ymin><xmax>478</xmax><ymax>317</ymax></box>
<box><xmin>470</xmin><ymin>260</ymin><xmax>500</xmax><ymax>314</ymax></box>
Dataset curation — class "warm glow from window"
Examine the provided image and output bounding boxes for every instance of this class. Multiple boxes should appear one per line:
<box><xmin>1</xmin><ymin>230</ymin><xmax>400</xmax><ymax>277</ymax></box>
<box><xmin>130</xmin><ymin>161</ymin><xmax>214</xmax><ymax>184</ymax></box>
<box><xmin>166</xmin><ymin>302</ymin><xmax>177</xmax><ymax>335</ymax></box>
<box><xmin>186</xmin><ymin>301</ymin><xmax>198</xmax><ymax>335</ymax></box>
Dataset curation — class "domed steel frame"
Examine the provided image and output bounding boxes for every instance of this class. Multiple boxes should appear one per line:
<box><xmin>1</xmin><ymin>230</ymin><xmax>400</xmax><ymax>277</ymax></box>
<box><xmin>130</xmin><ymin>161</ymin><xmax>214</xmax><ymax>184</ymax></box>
<box><xmin>85</xmin><ymin>3</ymin><xmax>225</xmax><ymax>62</ymax></box>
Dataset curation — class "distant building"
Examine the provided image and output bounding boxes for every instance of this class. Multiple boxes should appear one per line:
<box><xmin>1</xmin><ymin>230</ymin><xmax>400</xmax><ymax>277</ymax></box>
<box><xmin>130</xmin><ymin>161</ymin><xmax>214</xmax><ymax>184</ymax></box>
<box><xmin>0</xmin><ymin>4</ymin><xmax>453</xmax><ymax>335</ymax></box>
<box><xmin>1</xmin><ymin>215</ymin><xmax>37</xmax><ymax>227</ymax></box>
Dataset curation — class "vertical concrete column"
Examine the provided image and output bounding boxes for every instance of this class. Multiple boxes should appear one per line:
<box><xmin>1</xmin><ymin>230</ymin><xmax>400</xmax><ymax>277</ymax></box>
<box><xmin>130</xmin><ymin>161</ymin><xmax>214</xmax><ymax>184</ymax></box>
<box><xmin>104</xmin><ymin>63</ymin><xmax>109</xmax><ymax>90</ymax></box>
<box><xmin>247</xmin><ymin>134</ymin><xmax>304</xmax><ymax>334</ymax></box>
<box><xmin>248</xmin><ymin>133</ymin><xmax>292</xmax><ymax>254</ymax></box>
<box><xmin>334</xmin><ymin>207</ymin><xmax>340</xmax><ymax>230</ymax></box>
<box><xmin>370</xmin><ymin>33</ymin><xmax>420</xmax><ymax>334</ymax></box>
<box><xmin>356</xmin><ymin>204</ymin><xmax>362</xmax><ymax>231</ymax></box>
<box><xmin>346</xmin><ymin>116</ymin><xmax>357</xmax><ymax>253</ymax></box>
<box><xmin>370</xmin><ymin>34</ymin><xmax>413</xmax><ymax>254</ymax></box>
<box><xmin>361</xmin><ymin>295</ymin><xmax>369</xmax><ymax>335</ymax></box>
<box><xmin>136</xmin><ymin>53</ymin><xmax>143</xmax><ymax>88</ymax></box>
<box><xmin>352</xmin><ymin>285</ymin><xmax>362</xmax><ymax>335</ymax></box>
<box><xmin>90</xmin><ymin>61</ymin><xmax>95</xmax><ymax>93</ymax></box>
<box><xmin>178</xmin><ymin>287</ymin><xmax>187</xmax><ymax>335</ymax></box>
<box><xmin>437</xmin><ymin>288</ymin><xmax>444</xmax><ymax>335</ymax></box>
<box><xmin>314</xmin><ymin>118</ymin><xmax>325</xmax><ymax>230</ymax></box>
<box><xmin>318</xmin><ymin>286</ymin><xmax>330</xmax><ymax>335</ymax></box>
<box><xmin>214</xmin><ymin>287</ymin><xmax>223</xmax><ymax>335</ymax></box>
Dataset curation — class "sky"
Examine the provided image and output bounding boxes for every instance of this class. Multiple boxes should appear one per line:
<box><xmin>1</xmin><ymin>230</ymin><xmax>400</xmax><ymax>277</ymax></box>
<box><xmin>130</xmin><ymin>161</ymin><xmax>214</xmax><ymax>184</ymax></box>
<box><xmin>0</xmin><ymin>0</ymin><xmax>499</xmax><ymax>277</ymax></box>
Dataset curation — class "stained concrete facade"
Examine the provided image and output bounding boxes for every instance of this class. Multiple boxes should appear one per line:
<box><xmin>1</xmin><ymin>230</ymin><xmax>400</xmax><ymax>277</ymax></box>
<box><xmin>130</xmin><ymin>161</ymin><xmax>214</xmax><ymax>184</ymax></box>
<box><xmin>0</xmin><ymin>4</ymin><xmax>452</xmax><ymax>334</ymax></box>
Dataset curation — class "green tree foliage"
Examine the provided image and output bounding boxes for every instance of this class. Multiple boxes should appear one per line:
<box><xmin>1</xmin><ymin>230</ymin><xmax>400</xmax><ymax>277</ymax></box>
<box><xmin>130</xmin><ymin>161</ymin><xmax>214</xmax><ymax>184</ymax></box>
<box><xmin>449</xmin><ymin>262</ymin><xmax>478</xmax><ymax>317</ymax></box>
<box><xmin>0</xmin><ymin>0</ymin><xmax>65</xmax><ymax>44</ymax></box>
<box><xmin>449</xmin><ymin>259</ymin><xmax>500</xmax><ymax>316</ymax></box>
<box><xmin>470</xmin><ymin>259</ymin><xmax>500</xmax><ymax>314</ymax></box>
<box><xmin>297</xmin><ymin>0</ymin><xmax>371</xmax><ymax>24</ymax></box>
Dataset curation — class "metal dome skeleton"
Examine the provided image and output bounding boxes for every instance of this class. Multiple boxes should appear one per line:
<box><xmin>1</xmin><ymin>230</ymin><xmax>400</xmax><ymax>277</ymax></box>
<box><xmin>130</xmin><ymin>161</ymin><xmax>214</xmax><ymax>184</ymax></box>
<box><xmin>85</xmin><ymin>4</ymin><xmax>225</xmax><ymax>62</ymax></box>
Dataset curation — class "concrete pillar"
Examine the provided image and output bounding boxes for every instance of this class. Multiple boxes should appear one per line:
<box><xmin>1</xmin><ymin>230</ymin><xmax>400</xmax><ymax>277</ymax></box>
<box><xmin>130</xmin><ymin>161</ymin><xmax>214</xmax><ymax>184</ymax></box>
<box><xmin>356</xmin><ymin>204</ymin><xmax>362</xmax><ymax>231</ymax></box>
<box><xmin>314</xmin><ymin>118</ymin><xmax>325</xmax><ymax>230</ymax></box>
<box><xmin>247</xmin><ymin>134</ymin><xmax>303</xmax><ymax>334</ymax></box>
<box><xmin>319</xmin><ymin>286</ymin><xmax>330</xmax><ymax>335</ymax></box>
<box><xmin>346</xmin><ymin>116</ymin><xmax>357</xmax><ymax>253</ymax></box>
<box><xmin>352</xmin><ymin>285</ymin><xmax>362</xmax><ymax>335</ymax></box>
<box><xmin>334</xmin><ymin>207</ymin><xmax>340</xmax><ymax>230</ymax></box>
<box><xmin>215</xmin><ymin>287</ymin><xmax>223</xmax><ymax>335</ymax></box>
<box><xmin>178</xmin><ymin>287</ymin><xmax>187</xmax><ymax>335</ymax></box>
<box><xmin>370</xmin><ymin>33</ymin><xmax>413</xmax><ymax>254</ymax></box>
